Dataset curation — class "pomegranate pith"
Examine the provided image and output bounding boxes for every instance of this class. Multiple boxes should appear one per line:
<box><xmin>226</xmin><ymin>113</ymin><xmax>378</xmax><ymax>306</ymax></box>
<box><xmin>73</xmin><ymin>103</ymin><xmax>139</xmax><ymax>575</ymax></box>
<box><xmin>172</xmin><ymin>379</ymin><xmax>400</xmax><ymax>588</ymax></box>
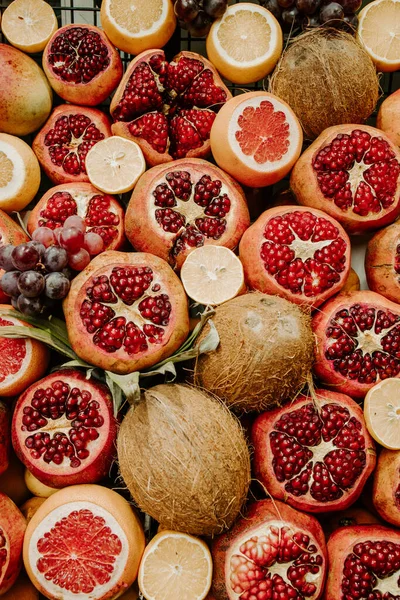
<box><xmin>0</xmin><ymin>492</ymin><xmax>26</xmax><ymax>596</ymax></box>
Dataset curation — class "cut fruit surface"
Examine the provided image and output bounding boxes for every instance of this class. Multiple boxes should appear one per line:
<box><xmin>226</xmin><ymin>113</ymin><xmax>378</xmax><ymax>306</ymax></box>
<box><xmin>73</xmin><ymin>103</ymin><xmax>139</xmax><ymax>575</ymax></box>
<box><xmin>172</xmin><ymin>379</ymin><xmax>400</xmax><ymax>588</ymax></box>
<box><xmin>364</xmin><ymin>378</ymin><xmax>400</xmax><ymax>449</ymax></box>
<box><xmin>86</xmin><ymin>136</ymin><xmax>146</xmax><ymax>194</ymax></box>
<box><xmin>206</xmin><ymin>3</ymin><xmax>283</xmax><ymax>84</ymax></box>
<box><xmin>357</xmin><ymin>0</ymin><xmax>400</xmax><ymax>72</ymax></box>
<box><xmin>1</xmin><ymin>0</ymin><xmax>57</xmax><ymax>54</ymax></box>
<box><xmin>138</xmin><ymin>531</ymin><xmax>212</xmax><ymax>600</ymax></box>
<box><xmin>0</xmin><ymin>133</ymin><xmax>40</xmax><ymax>214</ymax></box>
<box><xmin>181</xmin><ymin>245</ymin><xmax>245</xmax><ymax>305</ymax></box>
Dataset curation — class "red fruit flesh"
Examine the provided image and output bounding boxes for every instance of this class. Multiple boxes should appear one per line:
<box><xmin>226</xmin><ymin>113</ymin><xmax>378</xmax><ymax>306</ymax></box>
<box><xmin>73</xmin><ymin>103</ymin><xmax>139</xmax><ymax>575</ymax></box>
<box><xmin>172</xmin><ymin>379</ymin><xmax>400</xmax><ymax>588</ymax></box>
<box><xmin>63</xmin><ymin>251</ymin><xmax>189</xmax><ymax>374</ymax></box>
<box><xmin>125</xmin><ymin>158</ymin><xmax>250</xmax><ymax>269</ymax></box>
<box><xmin>27</xmin><ymin>183</ymin><xmax>125</xmax><ymax>252</ymax></box>
<box><xmin>365</xmin><ymin>221</ymin><xmax>400</xmax><ymax>304</ymax></box>
<box><xmin>312</xmin><ymin>290</ymin><xmax>400</xmax><ymax>398</ymax></box>
<box><xmin>325</xmin><ymin>525</ymin><xmax>400</xmax><ymax>600</ymax></box>
<box><xmin>32</xmin><ymin>105</ymin><xmax>112</xmax><ymax>185</ymax></box>
<box><xmin>0</xmin><ymin>210</ymin><xmax>29</xmax><ymax>304</ymax></box>
<box><xmin>211</xmin><ymin>499</ymin><xmax>327</xmax><ymax>600</ymax></box>
<box><xmin>0</xmin><ymin>492</ymin><xmax>26</xmax><ymax>595</ymax></box>
<box><xmin>110</xmin><ymin>50</ymin><xmax>231</xmax><ymax>166</ymax></box>
<box><xmin>11</xmin><ymin>369</ymin><xmax>117</xmax><ymax>488</ymax></box>
<box><xmin>239</xmin><ymin>206</ymin><xmax>351</xmax><ymax>309</ymax></box>
<box><xmin>252</xmin><ymin>389</ymin><xmax>376</xmax><ymax>514</ymax></box>
<box><xmin>42</xmin><ymin>24</ymin><xmax>123</xmax><ymax>106</ymax></box>
<box><xmin>291</xmin><ymin>125</ymin><xmax>400</xmax><ymax>234</ymax></box>
<box><xmin>0</xmin><ymin>402</ymin><xmax>10</xmax><ymax>477</ymax></box>
<box><xmin>372</xmin><ymin>448</ymin><xmax>400</xmax><ymax>528</ymax></box>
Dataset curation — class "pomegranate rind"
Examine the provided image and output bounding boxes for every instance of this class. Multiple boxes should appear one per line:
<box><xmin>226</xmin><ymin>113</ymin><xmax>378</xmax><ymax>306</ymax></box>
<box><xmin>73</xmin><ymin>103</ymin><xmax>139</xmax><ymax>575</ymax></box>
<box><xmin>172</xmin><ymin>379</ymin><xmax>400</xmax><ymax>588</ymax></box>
<box><xmin>252</xmin><ymin>389</ymin><xmax>376</xmax><ymax>514</ymax></box>
<box><xmin>322</xmin><ymin>507</ymin><xmax>382</xmax><ymax>540</ymax></box>
<box><xmin>211</xmin><ymin>499</ymin><xmax>327</xmax><ymax>600</ymax></box>
<box><xmin>0</xmin><ymin>402</ymin><xmax>10</xmax><ymax>477</ymax></box>
<box><xmin>0</xmin><ymin>209</ymin><xmax>29</xmax><ymax>303</ymax></box>
<box><xmin>23</xmin><ymin>484</ymin><xmax>145</xmax><ymax>600</ymax></box>
<box><xmin>365</xmin><ymin>221</ymin><xmax>400</xmax><ymax>304</ymax></box>
<box><xmin>32</xmin><ymin>104</ymin><xmax>113</xmax><ymax>185</ymax></box>
<box><xmin>42</xmin><ymin>24</ymin><xmax>123</xmax><ymax>107</ymax></box>
<box><xmin>239</xmin><ymin>205</ymin><xmax>351</xmax><ymax>309</ymax></box>
<box><xmin>210</xmin><ymin>91</ymin><xmax>303</xmax><ymax>188</ymax></box>
<box><xmin>27</xmin><ymin>182</ymin><xmax>126</xmax><ymax>252</ymax></box>
<box><xmin>312</xmin><ymin>290</ymin><xmax>400</xmax><ymax>398</ymax></box>
<box><xmin>373</xmin><ymin>449</ymin><xmax>400</xmax><ymax>527</ymax></box>
<box><xmin>0</xmin><ymin>572</ymin><xmax>39</xmax><ymax>599</ymax></box>
<box><xmin>325</xmin><ymin>524</ymin><xmax>400</xmax><ymax>600</ymax></box>
<box><xmin>0</xmin><ymin>492</ymin><xmax>26</xmax><ymax>595</ymax></box>
<box><xmin>377</xmin><ymin>89</ymin><xmax>400</xmax><ymax>148</ymax></box>
<box><xmin>291</xmin><ymin>124</ymin><xmax>400</xmax><ymax>234</ymax></box>
<box><xmin>11</xmin><ymin>369</ymin><xmax>117</xmax><ymax>488</ymax></box>
<box><xmin>63</xmin><ymin>251</ymin><xmax>190</xmax><ymax>374</ymax></box>
<box><xmin>125</xmin><ymin>158</ymin><xmax>250</xmax><ymax>270</ymax></box>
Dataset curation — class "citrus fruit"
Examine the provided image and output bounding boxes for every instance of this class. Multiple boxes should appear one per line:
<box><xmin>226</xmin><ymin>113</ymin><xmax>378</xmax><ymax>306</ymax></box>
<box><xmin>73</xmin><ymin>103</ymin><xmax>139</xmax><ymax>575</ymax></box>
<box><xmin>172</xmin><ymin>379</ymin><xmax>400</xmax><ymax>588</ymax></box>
<box><xmin>364</xmin><ymin>378</ymin><xmax>400</xmax><ymax>449</ymax></box>
<box><xmin>180</xmin><ymin>245</ymin><xmax>245</xmax><ymax>305</ymax></box>
<box><xmin>100</xmin><ymin>0</ymin><xmax>176</xmax><ymax>56</ymax></box>
<box><xmin>138</xmin><ymin>530</ymin><xmax>213</xmax><ymax>600</ymax></box>
<box><xmin>210</xmin><ymin>91</ymin><xmax>303</xmax><ymax>188</ymax></box>
<box><xmin>1</xmin><ymin>0</ymin><xmax>57</xmax><ymax>54</ymax></box>
<box><xmin>23</xmin><ymin>484</ymin><xmax>145</xmax><ymax>600</ymax></box>
<box><xmin>20</xmin><ymin>497</ymin><xmax>46</xmax><ymax>525</ymax></box>
<box><xmin>24</xmin><ymin>470</ymin><xmax>59</xmax><ymax>499</ymax></box>
<box><xmin>206</xmin><ymin>3</ymin><xmax>283</xmax><ymax>84</ymax></box>
<box><xmin>0</xmin><ymin>492</ymin><xmax>26</xmax><ymax>596</ymax></box>
<box><xmin>0</xmin><ymin>133</ymin><xmax>41</xmax><ymax>213</ymax></box>
<box><xmin>357</xmin><ymin>0</ymin><xmax>400</xmax><ymax>72</ymax></box>
<box><xmin>85</xmin><ymin>136</ymin><xmax>146</xmax><ymax>195</ymax></box>
<box><xmin>0</xmin><ymin>306</ymin><xmax>49</xmax><ymax>397</ymax></box>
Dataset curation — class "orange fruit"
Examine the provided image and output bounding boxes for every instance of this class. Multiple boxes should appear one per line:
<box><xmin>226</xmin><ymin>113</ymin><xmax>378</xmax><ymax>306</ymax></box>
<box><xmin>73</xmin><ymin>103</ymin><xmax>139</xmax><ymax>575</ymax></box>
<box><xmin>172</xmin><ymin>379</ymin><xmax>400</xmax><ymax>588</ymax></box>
<box><xmin>100</xmin><ymin>0</ymin><xmax>176</xmax><ymax>56</ymax></box>
<box><xmin>19</xmin><ymin>496</ymin><xmax>46</xmax><ymax>525</ymax></box>
<box><xmin>23</xmin><ymin>484</ymin><xmax>145</xmax><ymax>600</ymax></box>
<box><xmin>357</xmin><ymin>0</ymin><xmax>400</xmax><ymax>72</ymax></box>
<box><xmin>364</xmin><ymin>378</ymin><xmax>400</xmax><ymax>449</ymax></box>
<box><xmin>0</xmin><ymin>133</ymin><xmax>41</xmax><ymax>213</ymax></box>
<box><xmin>1</xmin><ymin>0</ymin><xmax>57</xmax><ymax>54</ymax></box>
<box><xmin>138</xmin><ymin>530</ymin><xmax>212</xmax><ymax>600</ymax></box>
<box><xmin>24</xmin><ymin>470</ymin><xmax>59</xmax><ymax>499</ymax></box>
<box><xmin>210</xmin><ymin>91</ymin><xmax>303</xmax><ymax>188</ymax></box>
<box><xmin>206</xmin><ymin>3</ymin><xmax>283</xmax><ymax>84</ymax></box>
<box><xmin>0</xmin><ymin>307</ymin><xmax>49</xmax><ymax>397</ymax></box>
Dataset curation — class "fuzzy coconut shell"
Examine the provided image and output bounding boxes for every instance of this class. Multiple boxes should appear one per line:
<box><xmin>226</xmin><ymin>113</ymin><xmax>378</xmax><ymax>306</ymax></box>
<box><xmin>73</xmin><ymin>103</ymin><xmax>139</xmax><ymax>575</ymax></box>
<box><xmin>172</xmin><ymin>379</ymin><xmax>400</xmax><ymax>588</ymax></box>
<box><xmin>117</xmin><ymin>384</ymin><xmax>251</xmax><ymax>537</ymax></box>
<box><xmin>194</xmin><ymin>292</ymin><xmax>315</xmax><ymax>413</ymax></box>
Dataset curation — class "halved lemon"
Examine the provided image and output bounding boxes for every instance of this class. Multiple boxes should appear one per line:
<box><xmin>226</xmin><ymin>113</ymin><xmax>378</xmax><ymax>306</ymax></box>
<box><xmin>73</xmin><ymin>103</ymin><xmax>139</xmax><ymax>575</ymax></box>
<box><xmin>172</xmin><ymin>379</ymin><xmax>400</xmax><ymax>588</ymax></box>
<box><xmin>100</xmin><ymin>0</ymin><xmax>176</xmax><ymax>56</ymax></box>
<box><xmin>206</xmin><ymin>3</ymin><xmax>283</xmax><ymax>84</ymax></box>
<box><xmin>181</xmin><ymin>245</ymin><xmax>245</xmax><ymax>306</ymax></box>
<box><xmin>364</xmin><ymin>378</ymin><xmax>400</xmax><ymax>449</ymax></box>
<box><xmin>357</xmin><ymin>0</ymin><xmax>400</xmax><ymax>72</ymax></box>
<box><xmin>138</xmin><ymin>530</ymin><xmax>213</xmax><ymax>600</ymax></box>
<box><xmin>0</xmin><ymin>133</ymin><xmax>41</xmax><ymax>213</ymax></box>
<box><xmin>1</xmin><ymin>0</ymin><xmax>58</xmax><ymax>54</ymax></box>
<box><xmin>86</xmin><ymin>136</ymin><xmax>146</xmax><ymax>195</ymax></box>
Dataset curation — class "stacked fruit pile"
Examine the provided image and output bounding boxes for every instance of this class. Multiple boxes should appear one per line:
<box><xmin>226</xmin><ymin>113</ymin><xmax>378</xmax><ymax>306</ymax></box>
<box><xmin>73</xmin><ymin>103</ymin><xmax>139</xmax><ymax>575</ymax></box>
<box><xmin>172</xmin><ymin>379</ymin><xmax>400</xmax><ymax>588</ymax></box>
<box><xmin>1</xmin><ymin>0</ymin><xmax>400</xmax><ymax>599</ymax></box>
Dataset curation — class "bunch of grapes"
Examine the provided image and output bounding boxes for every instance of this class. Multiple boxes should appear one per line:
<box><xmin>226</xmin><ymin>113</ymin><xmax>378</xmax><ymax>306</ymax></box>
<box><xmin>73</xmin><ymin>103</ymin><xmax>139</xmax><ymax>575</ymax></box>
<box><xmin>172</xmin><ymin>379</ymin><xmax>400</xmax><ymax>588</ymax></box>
<box><xmin>174</xmin><ymin>0</ymin><xmax>228</xmax><ymax>36</ymax></box>
<box><xmin>261</xmin><ymin>0</ymin><xmax>360</xmax><ymax>32</ymax></box>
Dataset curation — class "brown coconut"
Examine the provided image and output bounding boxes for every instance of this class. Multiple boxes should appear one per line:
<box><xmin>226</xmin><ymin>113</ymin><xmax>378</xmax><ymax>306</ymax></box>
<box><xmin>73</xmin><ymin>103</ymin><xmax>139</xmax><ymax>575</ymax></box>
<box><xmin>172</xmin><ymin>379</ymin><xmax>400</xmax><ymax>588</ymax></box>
<box><xmin>269</xmin><ymin>28</ymin><xmax>379</xmax><ymax>139</ymax></box>
<box><xmin>194</xmin><ymin>292</ymin><xmax>315</xmax><ymax>413</ymax></box>
<box><xmin>117</xmin><ymin>384</ymin><xmax>251</xmax><ymax>537</ymax></box>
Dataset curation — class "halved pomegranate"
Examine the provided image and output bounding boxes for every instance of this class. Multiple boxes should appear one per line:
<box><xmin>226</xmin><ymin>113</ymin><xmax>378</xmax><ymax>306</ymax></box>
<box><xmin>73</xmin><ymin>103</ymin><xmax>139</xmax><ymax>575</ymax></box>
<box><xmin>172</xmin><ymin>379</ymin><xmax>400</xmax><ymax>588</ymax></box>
<box><xmin>11</xmin><ymin>369</ymin><xmax>117</xmax><ymax>489</ymax></box>
<box><xmin>0</xmin><ymin>492</ymin><xmax>26</xmax><ymax>595</ymax></box>
<box><xmin>110</xmin><ymin>49</ymin><xmax>231</xmax><ymax>166</ymax></box>
<box><xmin>325</xmin><ymin>525</ymin><xmax>400</xmax><ymax>599</ymax></box>
<box><xmin>290</xmin><ymin>125</ymin><xmax>400</xmax><ymax>234</ymax></box>
<box><xmin>0</xmin><ymin>210</ymin><xmax>29</xmax><ymax>304</ymax></box>
<box><xmin>42</xmin><ymin>24</ymin><xmax>123</xmax><ymax>106</ymax></box>
<box><xmin>365</xmin><ymin>221</ymin><xmax>400</xmax><ymax>304</ymax></box>
<box><xmin>252</xmin><ymin>389</ymin><xmax>376</xmax><ymax>514</ymax></box>
<box><xmin>373</xmin><ymin>448</ymin><xmax>400</xmax><ymax>527</ymax></box>
<box><xmin>32</xmin><ymin>104</ymin><xmax>112</xmax><ymax>185</ymax></box>
<box><xmin>0</xmin><ymin>402</ymin><xmax>9</xmax><ymax>477</ymax></box>
<box><xmin>27</xmin><ymin>183</ymin><xmax>125</xmax><ymax>252</ymax></box>
<box><xmin>63</xmin><ymin>251</ymin><xmax>189</xmax><ymax>374</ymax></box>
<box><xmin>125</xmin><ymin>158</ymin><xmax>250</xmax><ymax>269</ymax></box>
<box><xmin>312</xmin><ymin>290</ymin><xmax>400</xmax><ymax>398</ymax></box>
<box><xmin>239</xmin><ymin>206</ymin><xmax>351</xmax><ymax>309</ymax></box>
<box><xmin>321</xmin><ymin>507</ymin><xmax>383</xmax><ymax>540</ymax></box>
<box><xmin>211</xmin><ymin>499</ymin><xmax>327</xmax><ymax>600</ymax></box>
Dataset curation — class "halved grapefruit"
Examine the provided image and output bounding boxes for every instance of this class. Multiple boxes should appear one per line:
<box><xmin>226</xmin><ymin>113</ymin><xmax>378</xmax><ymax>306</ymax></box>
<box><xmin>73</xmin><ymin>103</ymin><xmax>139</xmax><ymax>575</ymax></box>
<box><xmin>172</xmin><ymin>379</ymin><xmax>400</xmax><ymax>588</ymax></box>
<box><xmin>210</xmin><ymin>91</ymin><xmax>303</xmax><ymax>188</ymax></box>
<box><xmin>0</xmin><ymin>492</ymin><xmax>26</xmax><ymax>596</ymax></box>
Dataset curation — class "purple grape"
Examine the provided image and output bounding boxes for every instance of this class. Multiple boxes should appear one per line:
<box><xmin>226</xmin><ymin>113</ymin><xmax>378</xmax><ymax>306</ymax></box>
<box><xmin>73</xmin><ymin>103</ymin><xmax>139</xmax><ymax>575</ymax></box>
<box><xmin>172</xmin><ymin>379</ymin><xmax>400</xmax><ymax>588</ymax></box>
<box><xmin>337</xmin><ymin>0</ymin><xmax>361</xmax><ymax>13</ymax></box>
<box><xmin>302</xmin><ymin>12</ymin><xmax>320</xmax><ymax>26</ymax></box>
<box><xmin>17</xmin><ymin>295</ymin><xmax>44</xmax><ymax>316</ymax></box>
<box><xmin>0</xmin><ymin>271</ymin><xmax>20</xmax><ymax>297</ymax></box>
<box><xmin>203</xmin><ymin>0</ymin><xmax>227</xmax><ymax>18</ymax></box>
<box><xmin>261</xmin><ymin>0</ymin><xmax>282</xmax><ymax>19</ymax></box>
<box><xmin>27</xmin><ymin>240</ymin><xmax>45</xmax><ymax>259</ymax></box>
<box><xmin>0</xmin><ymin>245</ymin><xmax>15</xmax><ymax>272</ymax></box>
<box><xmin>44</xmin><ymin>272</ymin><xmax>70</xmax><ymax>300</ymax></box>
<box><xmin>11</xmin><ymin>244</ymin><xmax>39</xmax><ymax>271</ymax></box>
<box><xmin>343</xmin><ymin>12</ymin><xmax>358</xmax><ymax>27</ymax></box>
<box><xmin>320</xmin><ymin>1</ymin><xmax>344</xmax><ymax>24</ymax></box>
<box><xmin>296</xmin><ymin>0</ymin><xmax>321</xmax><ymax>14</ymax></box>
<box><xmin>42</xmin><ymin>246</ymin><xmax>69</xmax><ymax>272</ymax></box>
<box><xmin>174</xmin><ymin>0</ymin><xmax>200</xmax><ymax>21</ymax></box>
<box><xmin>18</xmin><ymin>271</ymin><xmax>45</xmax><ymax>298</ymax></box>
<box><xmin>187</xmin><ymin>11</ymin><xmax>213</xmax><ymax>35</ymax></box>
<box><xmin>278</xmin><ymin>0</ymin><xmax>296</xmax><ymax>9</ymax></box>
<box><xmin>281</xmin><ymin>5</ymin><xmax>301</xmax><ymax>26</ymax></box>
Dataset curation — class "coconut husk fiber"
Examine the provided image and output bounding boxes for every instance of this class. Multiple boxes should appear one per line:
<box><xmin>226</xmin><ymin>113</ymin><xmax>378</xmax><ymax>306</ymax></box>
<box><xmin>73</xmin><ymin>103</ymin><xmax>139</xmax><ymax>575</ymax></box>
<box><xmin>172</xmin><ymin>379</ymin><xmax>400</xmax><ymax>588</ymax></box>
<box><xmin>269</xmin><ymin>28</ymin><xmax>380</xmax><ymax>139</ymax></box>
<box><xmin>194</xmin><ymin>292</ymin><xmax>315</xmax><ymax>413</ymax></box>
<box><xmin>117</xmin><ymin>383</ymin><xmax>251</xmax><ymax>537</ymax></box>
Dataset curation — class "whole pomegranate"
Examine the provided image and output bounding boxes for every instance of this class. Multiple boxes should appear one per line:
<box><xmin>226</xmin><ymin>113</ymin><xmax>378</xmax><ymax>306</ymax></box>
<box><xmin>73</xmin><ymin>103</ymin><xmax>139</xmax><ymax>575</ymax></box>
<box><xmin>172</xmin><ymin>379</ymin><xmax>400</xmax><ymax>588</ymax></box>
<box><xmin>63</xmin><ymin>251</ymin><xmax>189</xmax><ymax>374</ymax></box>
<box><xmin>110</xmin><ymin>49</ymin><xmax>231</xmax><ymax>166</ymax></box>
<box><xmin>125</xmin><ymin>158</ymin><xmax>250</xmax><ymax>269</ymax></box>
<box><xmin>27</xmin><ymin>183</ymin><xmax>125</xmax><ymax>252</ymax></box>
<box><xmin>325</xmin><ymin>525</ymin><xmax>400</xmax><ymax>599</ymax></box>
<box><xmin>0</xmin><ymin>402</ymin><xmax>10</xmax><ymax>477</ymax></box>
<box><xmin>291</xmin><ymin>124</ymin><xmax>400</xmax><ymax>234</ymax></box>
<box><xmin>0</xmin><ymin>492</ymin><xmax>26</xmax><ymax>595</ymax></box>
<box><xmin>321</xmin><ymin>507</ymin><xmax>382</xmax><ymax>540</ymax></box>
<box><xmin>239</xmin><ymin>206</ymin><xmax>351</xmax><ymax>309</ymax></box>
<box><xmin>372</xmin><ymin>448</ymin><xmax>400</xmax><ymax>527</ymax></box>
<box><xmin>377</xmin><ymin>89</ymin><xmax>400</xmax><ymax>147</ymax></box>
<box><xmin>211</xmin><ymin>499</ymin><xmax>327</xmax><ymax>600</ymax></box>
<box><xmin>32</xmin><ymin>104</ymin><xmax>112</xmax><ymax>185</ymax></box>
<box><xmin>365</xmin><ymin>220</ymin><xmax>400</xmax><ymax>304</ymax></box>
<box><xmin>312</xmin><ymin>290</ymin><xmax>400</xmax><ymax>398</ymax></box>
<box><xmin>0</xmin><ymin>210</ymin><xmax>29</xmax><ymax>304</ymax></box>
<box><xmin>42</xmin><ymin>24</ymin><xmax>123</xmax><ymax>106</ymax></box>
<box><xmin>252</xmin><ymin>389</ymin><xmax>376</xmax><ymax>514</ymax></box>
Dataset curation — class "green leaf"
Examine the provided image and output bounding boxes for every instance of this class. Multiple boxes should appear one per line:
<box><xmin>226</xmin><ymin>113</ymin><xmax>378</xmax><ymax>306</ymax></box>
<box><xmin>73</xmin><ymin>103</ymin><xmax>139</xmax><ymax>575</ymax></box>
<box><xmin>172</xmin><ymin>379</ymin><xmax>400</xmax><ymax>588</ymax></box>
<box><xmin>0</xmin><ymin>325</ymin><xmax>79</xmax><ymax>360</ymax></box>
